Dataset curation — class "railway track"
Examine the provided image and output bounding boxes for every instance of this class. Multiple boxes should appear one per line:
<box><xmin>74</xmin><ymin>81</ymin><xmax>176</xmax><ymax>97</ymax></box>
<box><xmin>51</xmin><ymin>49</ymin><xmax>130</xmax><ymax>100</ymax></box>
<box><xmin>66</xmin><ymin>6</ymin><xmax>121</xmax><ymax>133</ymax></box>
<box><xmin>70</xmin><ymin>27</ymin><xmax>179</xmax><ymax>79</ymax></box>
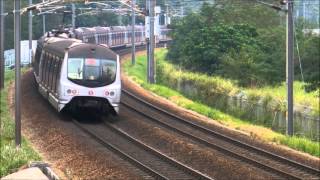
<box><xmin>121</xmin><ymin>89</ymin><xmax>320</xmax><ymax>180</ymax></box>
<box><xmin>72</xmin><ymin>118</ymin><xmax>213</xmax><ymax>180</ymax></box>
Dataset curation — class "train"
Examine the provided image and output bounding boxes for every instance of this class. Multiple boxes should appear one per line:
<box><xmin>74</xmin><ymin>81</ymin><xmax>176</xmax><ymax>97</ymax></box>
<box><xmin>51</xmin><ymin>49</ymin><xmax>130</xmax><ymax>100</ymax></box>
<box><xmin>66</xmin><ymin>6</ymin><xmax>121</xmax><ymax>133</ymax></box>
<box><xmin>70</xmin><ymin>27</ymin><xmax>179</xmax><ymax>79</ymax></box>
<box><xmin>73</xmin><ymin>25</ymin><xmax>171</xmax><ymax>47</ymax></box>
<box><xmin>33</xmin><ymin>33</ymin><xmax>121</xmax><ymax>115</ymax></box>
<box><xmin>32</xmin><ymin>25</ymin><xmax>171</xmax><ymax>114</ymax></box>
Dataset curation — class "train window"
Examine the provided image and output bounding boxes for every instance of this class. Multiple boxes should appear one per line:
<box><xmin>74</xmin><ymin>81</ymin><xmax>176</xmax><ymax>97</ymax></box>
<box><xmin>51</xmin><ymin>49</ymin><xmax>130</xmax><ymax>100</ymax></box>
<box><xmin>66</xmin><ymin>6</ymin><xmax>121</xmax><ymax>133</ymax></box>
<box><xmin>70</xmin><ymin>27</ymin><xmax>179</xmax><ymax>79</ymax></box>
<box><xmin>50</xmin><ymin>56</ymin><xmax>57</xmax><ymax>91</ymax></box>
<box><xmin>101</xmin><ymin>60</ymin><xmax>116</xmax><ymax>83</ymax></box>
<box><xmin>85</xmin><ymin>59</ymin><xmax>100</xmax><ymax>80</ymax></box>
<box><xmin>68</xmin><ymin>58</ymin><xmax>84</xmax><ymax>80</ymax></box>
<box><xmin>67</xmin><ymin>57</ymin><xmax>116</xmax><ymax>87</ymax></box>
<box><xmin>42</xmin><ymin>52</ymin><xmax>48</xmax><ymax>85</ymax></box>
<box><xmin>55</xmin><ymin>58</ymin><xmax>62</xmax><ymax>94</ymax></box>
<box><xmin>40</xmin><ymin>52</ymin><xmax>46</xmax><ymax>82</ymax></box>
<box><xmin>52</xmin><ymin>56</ymin><xmax>58</xmax><ymax>93</ymax></box>
<box><xmin>45</xmin><ymin>52</ymin><xmax>51</xmax><ymax>86</ymax></box>
<box><xmin>34</xmin><ymin>46</ymin><xmax>42</xmax><ymax>75</ymax></box>
<box><xmin>47</xmin><ymin>54</ymin><xmax>54</xmax><ymax>89</ymax></box>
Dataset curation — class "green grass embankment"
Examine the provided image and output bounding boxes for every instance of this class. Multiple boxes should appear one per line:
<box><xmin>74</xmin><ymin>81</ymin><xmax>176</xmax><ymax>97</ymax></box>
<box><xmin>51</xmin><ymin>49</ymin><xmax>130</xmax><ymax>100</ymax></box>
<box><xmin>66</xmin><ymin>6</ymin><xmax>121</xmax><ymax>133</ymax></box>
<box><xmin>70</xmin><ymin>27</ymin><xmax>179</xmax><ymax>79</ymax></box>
<box><xmin>123</xmin><ymin>49</ymin><xmax>320</xmax><ymax>157</ymax></box>
<box><xmin>0</xmin><ymin>69</ymin><xmax>41</xmax><ymax>177</ymax></box>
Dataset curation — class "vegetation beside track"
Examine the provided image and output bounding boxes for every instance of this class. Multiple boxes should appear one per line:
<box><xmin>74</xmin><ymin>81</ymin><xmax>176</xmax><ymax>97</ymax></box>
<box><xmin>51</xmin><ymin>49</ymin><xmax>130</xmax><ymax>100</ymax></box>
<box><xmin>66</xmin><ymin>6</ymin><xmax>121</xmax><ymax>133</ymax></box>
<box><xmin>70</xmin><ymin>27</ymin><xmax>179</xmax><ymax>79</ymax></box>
<box><xmin>123</xmin><ymin>49</ymin><xmax>320</xmax><ymax>157</ymax></box>
<box><xmin>0</xmin><ymin>69</ymin><xmax>40</xmax><ymax>177</ymax></box>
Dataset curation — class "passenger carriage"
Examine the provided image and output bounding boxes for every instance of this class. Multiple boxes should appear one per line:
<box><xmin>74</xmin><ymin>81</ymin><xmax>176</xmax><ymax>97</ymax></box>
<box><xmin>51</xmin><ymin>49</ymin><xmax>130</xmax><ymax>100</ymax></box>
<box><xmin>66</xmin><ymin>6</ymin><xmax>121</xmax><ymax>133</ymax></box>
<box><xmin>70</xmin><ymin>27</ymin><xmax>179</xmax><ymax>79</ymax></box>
<box><xmin>33</xmin><ymin>35</ymin><xmax>121</xmax><ymax>115</ymax></box>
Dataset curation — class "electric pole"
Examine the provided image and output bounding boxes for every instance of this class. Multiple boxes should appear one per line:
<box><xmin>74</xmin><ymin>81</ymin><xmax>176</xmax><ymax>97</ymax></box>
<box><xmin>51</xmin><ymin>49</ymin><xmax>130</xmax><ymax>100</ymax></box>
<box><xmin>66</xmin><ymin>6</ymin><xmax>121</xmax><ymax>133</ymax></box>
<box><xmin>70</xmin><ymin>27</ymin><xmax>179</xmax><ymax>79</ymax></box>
<box><xmin>286</xmin><ymin>1</ymin><xmax>294</xmax><ymax>136</ymax></box>
<box><xmin>72</xmin><ymin>3</ymin><xmax>76</xmax><ymax>30</ymax></box>
<box><xmin>0</xmin><ymin>0</ymin><xmax>4</xmax><ymax>89</ymax></box>
<box><xmin>148</xmin><ymin>0</ymin><xmax>155</xmax><ymax>83</ymax></box>
<box><xmin>118</xmin><ymin>4</ymin><xmax>122</xmax><ymax>25</ymax></box>
<box><xmin>131</xmin><ymin>0</ymin><xmax>136</xmax><ymax>65</ymax></box>
<box><xmin>42</xmin><ymin>0</ymin><xmax>46</xmax><ymax>35</ymax></box>
<box><xmin>165</xmin><ymin>3</ymin><xmax>169</xmax><ymax>26</ymax></box>
<box><xmin>14</xmin><ymin>0</ymin><xmax>21</xmax><ymax>147</ymax></box>
<box><xmin>29</xmin><ymin>0</ymin><xmax>33</xmax><ymax>65</ymax></box>
<box><xmin>146</xmin><ymin>0</ymin><xmax>150</xmax><ymax>82</ymax></box>
<box><xmin>256</xmin><ymin>0</ymin><xmax>295</xmax><ymax>136</ymax></box>
<box><xmin>42</xmin><ymin>15</ymin><xmax>46</xmax><ymax>35</ymax></box>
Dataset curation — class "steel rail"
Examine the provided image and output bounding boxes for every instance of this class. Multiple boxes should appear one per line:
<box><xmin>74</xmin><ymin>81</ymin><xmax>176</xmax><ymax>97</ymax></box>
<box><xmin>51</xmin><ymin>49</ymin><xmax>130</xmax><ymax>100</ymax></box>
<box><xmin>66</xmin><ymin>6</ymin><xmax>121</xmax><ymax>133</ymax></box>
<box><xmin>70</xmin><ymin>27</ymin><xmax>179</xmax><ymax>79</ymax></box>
<box><xmin>121</xmin><ymin>89</ymin><xmax>320</xmax><ymax>179</ymax></box>
<box><xmin>72</xmin><ymin>119</ymin><xmax>169</xmax><ymax>180</ymax></box>
<box><xmin>102</xmin><ymin>120</ymin><xmax>213</xmax><ymax>180</ymax></box>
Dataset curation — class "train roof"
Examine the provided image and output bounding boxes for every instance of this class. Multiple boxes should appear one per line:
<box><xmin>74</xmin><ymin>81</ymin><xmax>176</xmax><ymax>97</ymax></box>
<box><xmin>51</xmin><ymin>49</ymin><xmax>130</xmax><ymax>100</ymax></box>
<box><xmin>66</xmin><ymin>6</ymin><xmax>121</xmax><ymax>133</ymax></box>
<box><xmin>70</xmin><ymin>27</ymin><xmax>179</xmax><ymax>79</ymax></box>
<box><xmin>42</xmin><ymin>36</ymin><xmax>117</xmax><ymax>59</ymax></box>
<box><xmin>68</xmin><ymin>43</ymin><xmax>117</xmax><ymax>60</ymax></box>
<box><xmin>41</xmin><ymin>36</ymin><xmax>80</xmax><ymax>56</ymax></box>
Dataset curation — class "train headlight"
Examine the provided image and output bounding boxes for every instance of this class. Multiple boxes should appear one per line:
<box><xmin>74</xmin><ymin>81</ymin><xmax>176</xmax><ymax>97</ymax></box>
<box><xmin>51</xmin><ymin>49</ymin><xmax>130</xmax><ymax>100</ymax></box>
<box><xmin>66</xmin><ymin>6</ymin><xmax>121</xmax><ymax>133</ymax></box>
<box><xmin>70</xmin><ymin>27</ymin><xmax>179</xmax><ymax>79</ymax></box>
<box><xmin>66</xmin><ymin>88</ymin><xmax>78</xmax><ymax>96</ymax></box>
<box><xmin>105</xmin><ymin>90</ymin><xmax>115</xmax><ymax>97</ymax></box>
<box><xmin>110</xmin><ymin>91</ymin><xmax>115</xmax><ymax>96</ymax></box>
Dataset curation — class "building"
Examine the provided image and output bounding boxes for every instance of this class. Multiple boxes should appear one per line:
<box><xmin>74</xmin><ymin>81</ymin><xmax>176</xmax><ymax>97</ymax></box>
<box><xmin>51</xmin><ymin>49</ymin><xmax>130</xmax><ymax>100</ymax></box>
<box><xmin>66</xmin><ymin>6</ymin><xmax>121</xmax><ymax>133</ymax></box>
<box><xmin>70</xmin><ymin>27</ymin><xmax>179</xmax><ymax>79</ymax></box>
<box><xmin>295</xmin><ymin>0</ymin><xmax>319</xmax><ymax>25</ymax></box>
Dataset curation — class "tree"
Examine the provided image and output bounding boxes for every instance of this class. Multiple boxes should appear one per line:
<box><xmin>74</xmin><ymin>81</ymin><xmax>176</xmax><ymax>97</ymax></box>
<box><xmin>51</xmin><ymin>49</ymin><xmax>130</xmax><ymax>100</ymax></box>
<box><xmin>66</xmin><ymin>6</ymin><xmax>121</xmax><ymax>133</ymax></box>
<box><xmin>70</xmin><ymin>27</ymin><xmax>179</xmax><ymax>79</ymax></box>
<box><xmin>167</xmin><ymin>1</ymin><xmax>288</xmax><ymax>87</ymax></box>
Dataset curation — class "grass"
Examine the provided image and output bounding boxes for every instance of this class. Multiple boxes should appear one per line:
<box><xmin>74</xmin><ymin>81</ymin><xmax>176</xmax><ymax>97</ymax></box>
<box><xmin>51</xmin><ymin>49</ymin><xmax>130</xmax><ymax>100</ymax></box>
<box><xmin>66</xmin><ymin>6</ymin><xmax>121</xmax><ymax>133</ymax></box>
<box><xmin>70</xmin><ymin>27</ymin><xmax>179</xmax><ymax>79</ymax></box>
<box><xmin>157</xmin><ymin>49</ymin><xmax>319</xmax><ymax>116</ymax></box>
<box><xmin>0</xmin><ymin>69</ymin><xmax>41</xmax><ymax>177</ymax></box>
<box><xmin>123</xmin><ymin>49</ymin><xmax>320</xmax><ymax>157</ymax></box>
<box><xmin>246</xmin><ymin>83</ymin><xmax>319</xmax><ymax>116</ymax></box>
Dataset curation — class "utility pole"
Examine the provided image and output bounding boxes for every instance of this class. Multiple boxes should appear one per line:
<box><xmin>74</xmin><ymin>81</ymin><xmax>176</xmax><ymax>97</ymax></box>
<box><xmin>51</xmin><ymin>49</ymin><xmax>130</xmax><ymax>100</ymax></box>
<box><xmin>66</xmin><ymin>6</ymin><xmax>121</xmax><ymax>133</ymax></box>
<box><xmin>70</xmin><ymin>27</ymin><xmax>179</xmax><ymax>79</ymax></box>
<box><xmin>42</xmin><ymin>15</ymin><xmax>46</xmax><ymax>35</ymax></box>
<box><xmin>146</xmin><ymin>0</ymin><xmax>150</xmax><ymax>82</ymax></box>
<box><xmin>165</xmin><ymin>3</ymin><xmax>169</xmax><ymax>26</ymax></box>
<box><xmin>29</xmin><ymin>0</ymin><xmax>32</xmax><ymax>65</ymax></box>
<box><xmin>118</xmin><ymin>4</ymin><xmax>122</xmax><ymax>25</ymax></box>
<box><xmin>72</xmin><ymin>3</ymin><xmax>76</xmax><ymax>30</ymax></box>
<box><xmin>0</xmin><ymin>0</ymin><xmax>4</xmax><ymax>89</ymax></box>
<box><xmin>286</xmin><ymin>1</ymin><xmax>294</xmax><ymax>136</ymax></box>
<box><xmin>42</xmin><ymin>0</ymin><xmax>46</xmax><ymax>35</ymax></box>
<box><xmin>131</xmin><ymin>0</ymin><xmax>136</xmax><ymax>65</ymax></box>
<box><xmin>256</xmin><ymin>0</ymin><xmax>295</xmax><ymax>136</ymax></box>
<box><xmin>14</xmin><ymin>0</ymin><xmax>21</xmax><ymax>147</ymax></box>
<box><xmin>148</xmin><ymin>0</ymin><xmax>155</xmax><ymax>83</ymax></box>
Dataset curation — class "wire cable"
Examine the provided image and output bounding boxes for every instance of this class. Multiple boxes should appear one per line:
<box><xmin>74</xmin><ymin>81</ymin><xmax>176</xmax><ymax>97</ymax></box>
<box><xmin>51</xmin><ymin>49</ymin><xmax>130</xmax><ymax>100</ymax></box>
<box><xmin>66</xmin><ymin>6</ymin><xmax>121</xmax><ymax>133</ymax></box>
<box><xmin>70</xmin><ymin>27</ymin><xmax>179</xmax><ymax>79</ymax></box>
<box><xmin>293</xmin><ymin>18</ymin><xmax>306</xmax><ymax>91</ymax></box>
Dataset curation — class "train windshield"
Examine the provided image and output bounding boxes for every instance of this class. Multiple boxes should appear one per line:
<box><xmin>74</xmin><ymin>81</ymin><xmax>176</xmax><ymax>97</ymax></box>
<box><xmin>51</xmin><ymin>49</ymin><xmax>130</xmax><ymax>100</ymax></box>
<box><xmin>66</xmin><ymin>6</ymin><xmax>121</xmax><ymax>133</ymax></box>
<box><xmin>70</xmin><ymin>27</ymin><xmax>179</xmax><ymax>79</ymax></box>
<box><xmin>68</xmin><ymin>58</ymin><xmax>116</xmax><ymax>87</ymax></box>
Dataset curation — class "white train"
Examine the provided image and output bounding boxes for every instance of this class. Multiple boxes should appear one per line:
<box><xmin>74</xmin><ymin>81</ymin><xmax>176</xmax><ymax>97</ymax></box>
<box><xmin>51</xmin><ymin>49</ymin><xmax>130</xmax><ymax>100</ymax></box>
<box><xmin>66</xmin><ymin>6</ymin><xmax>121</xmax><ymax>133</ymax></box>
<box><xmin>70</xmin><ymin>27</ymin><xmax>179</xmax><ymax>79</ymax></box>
<box><xmin>33</xmin><ymin>34</ymin><xmax>121</xmax><ymax>115</ymax></box>
<box><xmin>73</xmin><ymin>25</ymin><xmax>171</xmax><ymax>47</ymax></box>
<box><xmin>33</xmin><ymin>25</ymin><xmax>170</xmax><ymax>114</ymax></box>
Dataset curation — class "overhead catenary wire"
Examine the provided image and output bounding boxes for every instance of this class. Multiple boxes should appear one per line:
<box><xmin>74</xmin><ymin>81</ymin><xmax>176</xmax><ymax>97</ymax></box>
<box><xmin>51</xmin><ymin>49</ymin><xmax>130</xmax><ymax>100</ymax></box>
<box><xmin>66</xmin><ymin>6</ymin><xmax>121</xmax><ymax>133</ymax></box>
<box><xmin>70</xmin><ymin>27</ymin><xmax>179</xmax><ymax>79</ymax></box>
<box><xmin>293</xmin><ymin>19</ymin><xmax>306</xmax><ymax>90</ymax></box>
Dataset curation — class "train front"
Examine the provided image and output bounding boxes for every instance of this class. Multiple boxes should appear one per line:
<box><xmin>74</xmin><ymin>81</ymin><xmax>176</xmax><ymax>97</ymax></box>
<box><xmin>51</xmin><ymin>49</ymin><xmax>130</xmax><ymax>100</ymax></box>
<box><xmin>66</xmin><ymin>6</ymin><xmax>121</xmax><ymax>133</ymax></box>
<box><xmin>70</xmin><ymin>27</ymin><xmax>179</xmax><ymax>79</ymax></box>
<box><xmin>59</xmin><ymin>43</ymin><xmax>121</xmax><ymax>115</ymax></box>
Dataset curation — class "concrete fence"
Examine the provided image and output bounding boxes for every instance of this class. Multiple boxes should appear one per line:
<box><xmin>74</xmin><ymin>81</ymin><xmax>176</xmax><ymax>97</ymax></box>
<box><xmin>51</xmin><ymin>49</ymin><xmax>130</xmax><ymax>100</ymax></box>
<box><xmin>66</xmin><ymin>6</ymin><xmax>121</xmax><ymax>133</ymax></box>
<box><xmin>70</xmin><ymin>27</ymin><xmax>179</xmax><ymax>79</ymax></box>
<box><xmin>4</xmin><ymin>40</ymin><xmax>37</xmax><ymax>68</ymax></box>
<box><xmin>160</xmin><ymin>70</ymin><xmax>319</xmax><ymax>140</ymax></box>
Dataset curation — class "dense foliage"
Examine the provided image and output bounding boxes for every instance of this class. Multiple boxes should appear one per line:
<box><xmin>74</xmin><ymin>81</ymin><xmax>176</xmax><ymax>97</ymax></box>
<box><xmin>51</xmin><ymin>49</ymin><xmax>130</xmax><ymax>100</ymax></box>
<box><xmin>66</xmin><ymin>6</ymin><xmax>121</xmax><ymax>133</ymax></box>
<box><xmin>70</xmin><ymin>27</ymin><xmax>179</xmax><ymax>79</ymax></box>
<box><xmin>167</xmin><ymin>2</ymin><xmax>319</xmax><ymax>89</ymax></box>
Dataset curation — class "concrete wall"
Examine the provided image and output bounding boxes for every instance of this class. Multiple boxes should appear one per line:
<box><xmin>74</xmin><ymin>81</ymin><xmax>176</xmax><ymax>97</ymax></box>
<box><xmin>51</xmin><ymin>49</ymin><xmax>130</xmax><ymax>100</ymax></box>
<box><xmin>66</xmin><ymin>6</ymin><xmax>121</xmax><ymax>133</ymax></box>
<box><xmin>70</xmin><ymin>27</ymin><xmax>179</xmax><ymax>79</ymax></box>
<box><xmin>160</xmin><ymin>68</ymin><xmax>319</xmax><ymax>140</ymax></box>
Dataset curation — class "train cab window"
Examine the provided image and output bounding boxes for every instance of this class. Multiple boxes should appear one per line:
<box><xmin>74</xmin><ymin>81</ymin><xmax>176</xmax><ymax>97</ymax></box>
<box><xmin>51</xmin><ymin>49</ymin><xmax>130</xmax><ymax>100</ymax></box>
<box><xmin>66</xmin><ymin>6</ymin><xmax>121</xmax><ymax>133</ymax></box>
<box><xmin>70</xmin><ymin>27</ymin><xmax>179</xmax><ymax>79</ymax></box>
<box><xmin>67</xmin><ymin>57</ymin><xmax>116</xmax><ymax>87</ymax></box>
<box><xmin>101</xmin><ymin>60</ymin><xmax>116</xmax><ymax>83</ymax></box>
<box><xmin>68</xmin><ymin>58</ymin><xmax>84</xmax><ymax>80</ymax></box>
